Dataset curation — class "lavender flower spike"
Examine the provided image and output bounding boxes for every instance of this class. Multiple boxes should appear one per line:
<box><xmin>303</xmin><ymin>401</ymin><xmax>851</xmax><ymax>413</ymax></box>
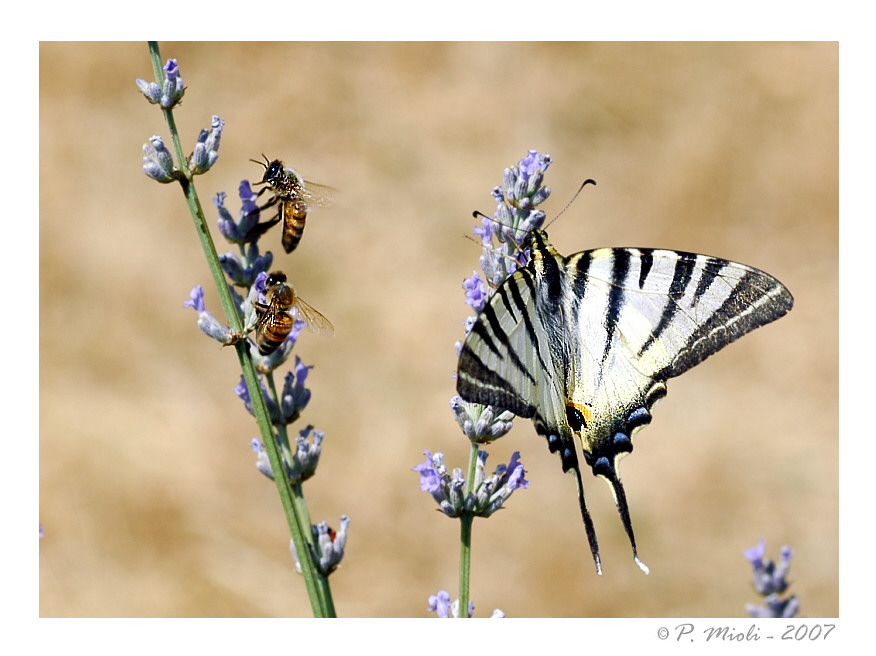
<box><xmin>744</xmin><ymin>538</ymin><xmax>799</xmax><ymax>618</ymax></box>
<box><xmin>449</xmin><ymin>396</ymin><xmax>514</xmax><ymax>443</ymax></box>
<box><xmin>427</xmin><ymin>590</ymin><xmax>503</xmax><ymax>618</ymax></box>
<box><xmin>413</xmin><ymin>449</ymin><xmax>528</xmax><ymax>518</ymax></box>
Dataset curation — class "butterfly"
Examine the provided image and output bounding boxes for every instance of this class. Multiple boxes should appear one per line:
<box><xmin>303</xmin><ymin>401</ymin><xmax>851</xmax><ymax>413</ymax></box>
<box><xmin>456</xmin><ymin>229</ymin><xmax>793</xmax><ymax>574</ymax></box>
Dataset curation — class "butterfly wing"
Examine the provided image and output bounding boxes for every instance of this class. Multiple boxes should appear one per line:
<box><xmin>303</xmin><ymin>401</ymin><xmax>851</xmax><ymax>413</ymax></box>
<box><xmin>457</xmin><ymin>230</ymin><xmax>793</xmax><ymax>573</ymax></box>
<box><xmin>457</xmin><ymin>238</ymin><xmax>606</xmax><ymax>573</ymax></box>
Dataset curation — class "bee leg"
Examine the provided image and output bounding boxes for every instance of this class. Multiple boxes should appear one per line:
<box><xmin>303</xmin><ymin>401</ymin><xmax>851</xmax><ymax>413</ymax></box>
<box><xmin>243</xmin><ymin>192</ymin><xmax>278</xmax><ymax>220</ymax></box>
<box><xmin>256</xmin><ymin>194</ymin><xmax>280</xmax><ymax>212</ymax></box>
<box><xmin>224</xmin><ymin>330</ymin><xmax>245</xmax><ymax>347</ymax></box>
<box><xmin>248</xmin><ymin>214</ymin><xmax>282</xmax><ymax>239</ymax></box>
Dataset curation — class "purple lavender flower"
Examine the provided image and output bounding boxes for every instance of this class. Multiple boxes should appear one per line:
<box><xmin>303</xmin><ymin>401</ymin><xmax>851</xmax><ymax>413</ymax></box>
<box><xmin>428</xmin><ymin>590</ymin><xmax>454</xmax><ymax>618</ymax></box>
<box><xmin>248</xmin><ymin>424</ymin><xmax>323</xmax><ymax>484</ymax></box>
<box><xmin>219</xmin><ymin>241</ymin><xmax>273</xmax><ymax>288</ymax></box>
<box><xmin>190</xmin><ymin>115</ymin><xmax>224</xmax><ymax>174</ymax></box>
<box><xmin>462</xmin><ymin>272</ymin><xmax>487</xmax><ymax>314</ymax></box>
<box><xmin>473</xmin><ymin>214</ymin><xmax>493</xmax><ymax>245</ymax></box>
<box><xmin>237</xmin><ymin>181</ymin><xmax>261</xmax><ymax>236</ymax></box>
<box><xmin>289</xmin><ymin>516</ymin><xmax>350</xmax><ymax>576</ymax></box>
<box><xmin>142</xmin><ymin>135</ymin><xmax>177</xmax><ymax>182</ymax></box>
<box><xmin>413</xmin><ymin>450</ymin><xmax>528</xmax><ymax>518</ymax></box>
<box><xmin>135</xmin><ymin>78</ymin><xmax>162</xmax><ymax>104</ymax></box>
<box><xmin>449</xmin><ymin>395</ymin><xmax>514</xmax><ymax>443</ymax></box>
<box><xmin>314</xmin><ymin>516</ymin><xmax>349</xmax><ymax>575</ymax></box>
<box><xmin>280</xmin><ymin>357</ymin><xmax>313</xmax><ymax>423</ymax></box>
<box><xmin>136</xmin><ymin>58</ymin><xmax>186</xmax><ymax>109</ymax></box>
<box><xmin>160</xmin><ymin>58</ymin><xmax>186</xmax><ymax>108</ymax></box>
<box><xmin>413</xmin><ymin>451</ymin><xmax>463</xmax><ymax>516</ymax></box>
<box><xmin>413</xmin><ymin>449</ymin><xmax>444</xmax><ymax>493</ymax></box>
<box><xmin>234</xmin><ymin>375</ymin><xmax>281</xmax><ymax>424</ymax></box>
<box><xmin>427</xmin><ymin>590</ymin><xmax>502</xmax><ymax>618</ymax></box>
<box><xmin>746</xmin><ymin>594</ymin><xmax>801</xmax><ymax>619</ymax></box>
<box><xmin>213</xmin><ymin>182</ymin><xmax>278</xmax><ymax>248</ymax></box>
<box><xmin>288</xmin><ymin>425</ymin><xmax>323</xmax><ymax>483</ymax></box>
<box><xmin>250</xmin><ymin>438</ymin><xmax>274</xmax><ymax>480</ymax></box>
<box><xmin>184</xmin><ymin>285</ymin><xmax>234</xmax><ymax>344</ymax></box>
<box><xmin>744</xmin><ymin>538</ymin><xmax>799</xmax><ymax>618</ymax></box>
<box><xmin>471</xmin><ymin>450</ymin><xmax>530</xmax><ymax>517</ymax></box>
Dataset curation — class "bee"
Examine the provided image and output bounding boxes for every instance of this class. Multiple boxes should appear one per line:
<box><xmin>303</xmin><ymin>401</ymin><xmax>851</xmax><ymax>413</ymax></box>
<box><xmin>249</xmin><ymin>155</ymin><xmax>336</xmax><ymax>253</ymax></box>
<box><xmin>252</xmin><ymin>271</ymin><xmax>334</xmax><ymax>355</ymax></box>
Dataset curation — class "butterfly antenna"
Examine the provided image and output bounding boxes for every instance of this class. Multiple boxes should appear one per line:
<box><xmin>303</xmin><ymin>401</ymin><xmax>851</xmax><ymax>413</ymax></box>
<box><xmin>543</xmin><ymin>178</ymin><xmax>597</xmax><ymax>230</ymax></box>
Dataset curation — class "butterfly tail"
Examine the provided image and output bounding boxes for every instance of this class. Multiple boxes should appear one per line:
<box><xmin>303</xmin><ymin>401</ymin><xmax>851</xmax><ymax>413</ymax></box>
<box><xmin>601</xmin><ymin>465</ymin><xmax>650</xmax><ymax>575</ymax></box>
<box><xmin>546</xmin><ymin>432</ymin><xmax>603</xmax><ymax>575</ymax></box>
<box><xmin>570</xmin><ymin>463</ymin><xmax>603</xmax><ymax>576</ymax></box>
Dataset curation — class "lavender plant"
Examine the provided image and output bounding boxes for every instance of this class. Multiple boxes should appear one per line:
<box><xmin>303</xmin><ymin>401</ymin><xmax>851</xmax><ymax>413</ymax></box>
<box><xmin>138</xmin><ymin>42</ymin><xmax>344</xmax><ymax>617</ymax></box>
<box><xmin>744</xmin><ymin>538</ymin><xmax>800</xmax><ymax>618</ymax></box>
<box><xmin>414</xmin><ymin>150</ymin><xmax>553</xmax><ymax>617</ymax></box>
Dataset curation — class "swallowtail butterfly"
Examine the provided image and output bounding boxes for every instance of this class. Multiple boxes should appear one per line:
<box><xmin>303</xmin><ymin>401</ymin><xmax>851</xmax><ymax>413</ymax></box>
<box><xmin>456</xmin><ymin>229</ymin><xmax>793</xmax><ymax>574</ymax></box>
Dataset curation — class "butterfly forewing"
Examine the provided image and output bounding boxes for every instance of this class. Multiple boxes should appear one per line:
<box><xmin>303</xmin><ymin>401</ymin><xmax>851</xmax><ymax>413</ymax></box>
<box><xmin>566</xmin><ymin>246</ymin><xmax>792</xmax><ymax>415</ymax></box>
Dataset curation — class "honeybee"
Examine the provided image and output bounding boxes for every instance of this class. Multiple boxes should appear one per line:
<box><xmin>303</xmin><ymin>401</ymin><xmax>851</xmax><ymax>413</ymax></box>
<box><xmin>249</xmin><ymin>155</ymin><xmax>336</xmax><ymax>253</ymax></box>
<box><xmin>252</xmin><ymin>271</ymin><xmax>334</xmax><ymax>355</ymax></box>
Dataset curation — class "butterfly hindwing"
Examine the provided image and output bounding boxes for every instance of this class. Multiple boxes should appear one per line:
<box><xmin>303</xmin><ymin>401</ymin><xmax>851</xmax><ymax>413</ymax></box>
<box><xmin>456</xmin><ymin>230</ymin><xmax>793</xmax><ymax>574</ymax></box>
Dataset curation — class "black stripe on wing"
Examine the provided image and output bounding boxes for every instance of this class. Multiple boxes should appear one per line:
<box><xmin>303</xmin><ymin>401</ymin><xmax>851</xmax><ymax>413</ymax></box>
<box><xmin>457</xmin><ymin>342</ymin><xmax>537</xmax><ymax>418</ymax></box>
<box><xmin>662</xmin><ymin>267</ymin><xmax>793</xmax><ymax>378</ymax></box>
<box><xmin>602</xmin><ymin>249</ymin><xmax>631</xmax><ymax>366</ymax></box>
<box><xmin>457</xmin><ymin>268</ymin><xmax>550</xmax><ymax>419</ymax></box>
<box><xmin>637</xmin><ymin>251</ymin><xmax>716</xmax><ymax>358</ymax></box>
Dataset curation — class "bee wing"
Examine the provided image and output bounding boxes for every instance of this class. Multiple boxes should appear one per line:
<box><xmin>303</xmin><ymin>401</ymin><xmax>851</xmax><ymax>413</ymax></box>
<box><xmin>247</xmin><ymin>299</ymin><xmax>269</xmax><ymax>331</ymax></box>
<box><xmin>301</xmin><ymin>181</ymin><xmax>337</xmax><ymax>208</ymax></box>
<box><xmin>292</xmin><ymin>297</ymin><xmax>335</xmax><ymax>336</ymax></box>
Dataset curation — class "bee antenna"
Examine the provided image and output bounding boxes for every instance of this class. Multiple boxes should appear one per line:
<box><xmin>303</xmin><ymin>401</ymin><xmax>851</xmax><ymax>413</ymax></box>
<box><xmin>250</xmin><ymin>154</ymin><xmax>271</xmax><ymax>167</ymax></box>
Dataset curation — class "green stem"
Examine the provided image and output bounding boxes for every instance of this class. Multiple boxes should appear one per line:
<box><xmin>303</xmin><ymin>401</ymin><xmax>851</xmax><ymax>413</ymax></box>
<box><xmin>458</xmin><ymin>514</ymin><xmax>473</xmax><ymax>617</ymax></box>
<box><xmin>147</xmin><ymin>41</ymin><xmax>332</xmax><ymax>618</ymax></box>
<box><xmin>265</xmin><ymin>372</ymin><xmax>335</xmax><ymax>615</ymax></box>
<box><xmin>458</xmin><ymin>441</ymin><xmax>479</xmax><ymax>617</ymax></box>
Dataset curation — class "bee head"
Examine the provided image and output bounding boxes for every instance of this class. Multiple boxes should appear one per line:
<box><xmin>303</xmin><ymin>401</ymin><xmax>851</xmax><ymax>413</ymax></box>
<box><xmin>265</xmin><ymin>271</ymin><xmax>288</xmax><ymax>288</ymax></box>
<box><xmin>249</xmin><ymin>154</ymin><xmax>285</xmax><ymax>185</ymax></box>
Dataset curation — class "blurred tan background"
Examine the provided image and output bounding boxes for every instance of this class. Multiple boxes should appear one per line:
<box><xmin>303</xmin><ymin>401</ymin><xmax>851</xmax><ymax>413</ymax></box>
<box><xmin>39</xmin><ymin>42</ymin><xmax>837</xmax><ymax>618</ymax></box>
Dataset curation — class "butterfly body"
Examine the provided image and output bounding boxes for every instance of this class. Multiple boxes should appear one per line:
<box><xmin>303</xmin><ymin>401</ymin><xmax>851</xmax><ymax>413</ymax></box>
<box><xmin>457</xmin><ymin>230</ymin><xmax>793</xmax><ymax>574</ymax></box>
